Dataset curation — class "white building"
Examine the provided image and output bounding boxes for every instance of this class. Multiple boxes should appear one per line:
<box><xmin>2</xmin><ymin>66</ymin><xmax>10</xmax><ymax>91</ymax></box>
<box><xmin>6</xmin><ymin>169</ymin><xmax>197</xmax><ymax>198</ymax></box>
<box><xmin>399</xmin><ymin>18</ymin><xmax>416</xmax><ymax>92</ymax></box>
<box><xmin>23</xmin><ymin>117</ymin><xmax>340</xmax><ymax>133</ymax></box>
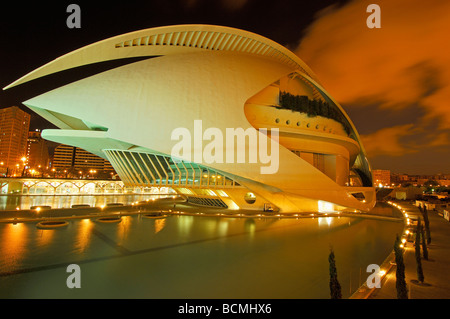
<box><xmin>4</xmin><ymin>25</ymin><xmax>375</xmax><ymax>213</ymax></box>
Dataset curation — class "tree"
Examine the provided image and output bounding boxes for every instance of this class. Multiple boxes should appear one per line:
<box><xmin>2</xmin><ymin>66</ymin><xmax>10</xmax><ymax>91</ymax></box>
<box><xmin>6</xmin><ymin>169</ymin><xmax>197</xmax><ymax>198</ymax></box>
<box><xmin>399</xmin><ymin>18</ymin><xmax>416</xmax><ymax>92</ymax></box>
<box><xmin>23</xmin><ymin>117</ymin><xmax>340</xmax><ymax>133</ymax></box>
<box><xmin>421</xmin><ymin>204</ymin><xmax>431</xmax><ymax>244</ymax></box>
<box><xmin>421</xmin><ymin>225</ymin><xmax>429</xmax><ymax>260</ymax></box>
<box><xmin>328</xmin><ymin>247</ymin><xmax>342</xmax><ymax>299</ymax></box>
<box><xmin>394</xmin><ymin>234</ymin><xmax>408</xmax><ymax>299</ymax></box>
<box><xmin>415</xmin><ymin>217</ymin><xmax>425</xmax><ymax>283</ymax></box>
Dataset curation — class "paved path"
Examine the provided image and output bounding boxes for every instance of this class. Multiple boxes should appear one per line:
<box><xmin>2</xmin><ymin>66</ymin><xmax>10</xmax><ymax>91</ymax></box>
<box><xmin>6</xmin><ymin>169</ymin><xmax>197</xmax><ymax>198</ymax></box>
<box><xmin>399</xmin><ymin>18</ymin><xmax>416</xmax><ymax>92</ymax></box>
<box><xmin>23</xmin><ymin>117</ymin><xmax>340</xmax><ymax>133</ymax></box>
<box><xmin>368</xmin><ymin>201</ymin><xmax>450</xmax><ymax>299</ymax></box>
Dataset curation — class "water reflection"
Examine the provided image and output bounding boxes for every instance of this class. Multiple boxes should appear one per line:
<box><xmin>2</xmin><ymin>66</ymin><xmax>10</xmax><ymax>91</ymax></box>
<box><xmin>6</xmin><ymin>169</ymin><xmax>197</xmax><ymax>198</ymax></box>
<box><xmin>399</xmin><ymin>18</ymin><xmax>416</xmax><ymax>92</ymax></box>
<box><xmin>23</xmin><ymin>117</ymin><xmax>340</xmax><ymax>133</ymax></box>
<box><xmin>0</xmin><ymin>210</ymin><xmax>404</xmax><ymax>299</ymax></box>
<box><xmin>217</xmin><ymin>219</ymin><xmax>228</xmax><ymax>237</ymax></box>
<box><xmin>117</xmin><ymin>216</ymin><xmax>133</xmax><ymax>243</ymax></box>
<box><xmin>0</xmin><ymin>194</ymin><xmax>171</xmax><ymax>211</ymax></box>
<box><xmin>154</xmin><ymin>218</ymin><xmax>166</xmax><ymax>234</ymax></box>
<box><xmin>0</xmin><ymin>223</ymin><xmax>27</xmax><ymax>270</ymax></box>
<box><xmin>36</xmin><ymin>226</ymin><xmax>55</xmax><ymax>247</ymax></box>
<box><xmin>74</xmin><ymin>219</ymin><xmax>94</xmax><ymax>254</ymax></box>
<box><xmin>177</xmin><ymin>215</ymin><xmax>194</xmax><ymax>237</ymax></box>
<box><xmin>244</xmin><ymin>218</ymin><xmax>256</xmax><ymax>239</ymax></box>
<box><xmin>317</xmin><ymin>216</ymin><xmax>333</xmax><ymax>226</ymax></box>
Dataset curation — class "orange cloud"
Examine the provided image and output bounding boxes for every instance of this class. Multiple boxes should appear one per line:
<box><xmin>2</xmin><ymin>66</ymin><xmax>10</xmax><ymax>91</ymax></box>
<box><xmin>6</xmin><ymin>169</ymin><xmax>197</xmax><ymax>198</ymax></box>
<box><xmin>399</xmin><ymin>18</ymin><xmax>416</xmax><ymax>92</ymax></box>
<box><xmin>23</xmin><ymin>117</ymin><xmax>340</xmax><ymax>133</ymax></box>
<box><xmin>296</xmin><ymin>0</ymin><xmax>450</xmax><ymax>134</ymax></box>
<box><xmin>360</xmin><ymin>124</ymin><xmax>418</xmax><ymax>157</ymax></box>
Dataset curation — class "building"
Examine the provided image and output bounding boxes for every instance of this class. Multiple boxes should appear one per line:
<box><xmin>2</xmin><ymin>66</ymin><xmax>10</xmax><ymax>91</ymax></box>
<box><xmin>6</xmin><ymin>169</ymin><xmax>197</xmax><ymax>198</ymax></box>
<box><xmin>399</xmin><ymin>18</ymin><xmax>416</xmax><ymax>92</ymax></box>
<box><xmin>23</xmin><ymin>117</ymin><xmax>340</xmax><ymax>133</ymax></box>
<box><xmin>389</xmin><ymin>186</ymin><xmax>424</xmax><ymax>200</ymax></box>
<box><xmin>373</xmin><ymin>169</ymin><xmax>391</xmax><ymax>187</ymax></box>
<box><xmin>390</xmin><ymin>173</ymin><xmax>409</xmax><ymax>185</ymax></box>
<box><xmin>3</xmin><ymin>25</ymin><xmax>375</xmax><ymax>213</ymax></box>
<box><xmin>0</xmin><ymin>106</ymin><xmax>30</xmax><ymax>175</ymax></box>
<box><xmin>27</xmin><ymin>130</ymin><xmax>50</xmax><ymax>172</ymax></box>
<box><xmin>53</xmin><ymin>144</ymin><xmax>115</xmax><ymax>177</ymax></box>
<box><xmin>390</xmin><ymin>173</ymin><xmax>450</xmax><ymax>187</ymax></box>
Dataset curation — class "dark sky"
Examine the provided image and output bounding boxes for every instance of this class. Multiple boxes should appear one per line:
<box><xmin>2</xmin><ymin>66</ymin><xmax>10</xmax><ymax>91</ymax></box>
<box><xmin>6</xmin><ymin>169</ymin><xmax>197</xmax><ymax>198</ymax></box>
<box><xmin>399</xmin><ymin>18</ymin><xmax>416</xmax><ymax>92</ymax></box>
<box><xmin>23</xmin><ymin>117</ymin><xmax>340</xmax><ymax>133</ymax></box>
<box><xmin>1</xmin><ymin>0</ymin><xmax>448</xmax><ymax>175</ymax></box>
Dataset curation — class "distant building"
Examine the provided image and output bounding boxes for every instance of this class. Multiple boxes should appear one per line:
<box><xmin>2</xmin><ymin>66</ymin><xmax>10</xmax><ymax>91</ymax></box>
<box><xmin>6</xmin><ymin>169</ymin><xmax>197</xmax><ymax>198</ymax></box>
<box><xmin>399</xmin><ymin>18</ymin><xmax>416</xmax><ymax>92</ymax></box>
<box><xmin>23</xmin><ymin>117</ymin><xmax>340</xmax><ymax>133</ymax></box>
<box><xmin>388</xmin><ymin>173</ymin><xmax>450</xmax><ymax>187</ymax></box>
<box><xmin>27</xmin><ymin>130</ymin><xmax>50</xmax><ymax>171</ymax></box>
<box><xmin>390</xmin><ymin>173</ymin><xmax>409</xmax><ymax>185</ymax></box>
<box><xmin>52</xmin><ymin>144</ymin><xmax>115</xmax><ymax>177</ymax></box>
<box><xmin>0</xmin><ymin>106</ymin><xmax>31</xmax><ymax>174</ymax></box>
<box><xmin>373</xmin><ymin>169</ymin><xmax>391</xmax><ymax>187</ymax></box>
<box><xmin>390</xmin><ymin>186</ymin><xmax>424</xmax><ymax>200</ymax></box>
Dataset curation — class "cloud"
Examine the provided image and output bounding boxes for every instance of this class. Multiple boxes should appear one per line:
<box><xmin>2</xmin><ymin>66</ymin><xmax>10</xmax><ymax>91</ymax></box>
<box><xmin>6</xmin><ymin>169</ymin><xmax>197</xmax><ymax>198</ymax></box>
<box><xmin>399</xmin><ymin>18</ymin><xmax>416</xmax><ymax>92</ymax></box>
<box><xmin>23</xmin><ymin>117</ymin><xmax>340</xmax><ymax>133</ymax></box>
<box><xmin>360</xmin><ymin>124</ymin><xmax>418</xmax><ymax>157</ymax></box>
<box><xmin>360</xmin><ymin>121</ymin><xmax>449</xmax><ymax>159</ymax></box>
<box><xmin>295</xmin><ymin>0</ymin><xmax>450</xmax><ymax>141</ymax></box>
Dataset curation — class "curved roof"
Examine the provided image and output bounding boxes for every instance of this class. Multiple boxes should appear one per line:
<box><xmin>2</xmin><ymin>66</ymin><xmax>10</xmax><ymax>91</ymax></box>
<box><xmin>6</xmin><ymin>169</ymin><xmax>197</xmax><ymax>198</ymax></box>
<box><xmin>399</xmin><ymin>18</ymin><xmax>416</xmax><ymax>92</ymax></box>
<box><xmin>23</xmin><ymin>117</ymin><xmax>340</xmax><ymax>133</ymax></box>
<box><xmin>4</xmin><ymin>24</ymin><xmax>372</xmax><ymax>186</ymax></box>
<box><xmin>4</xmin><ymin>24</ymin><xmax>320</xmax><ymax>90</ymax></box>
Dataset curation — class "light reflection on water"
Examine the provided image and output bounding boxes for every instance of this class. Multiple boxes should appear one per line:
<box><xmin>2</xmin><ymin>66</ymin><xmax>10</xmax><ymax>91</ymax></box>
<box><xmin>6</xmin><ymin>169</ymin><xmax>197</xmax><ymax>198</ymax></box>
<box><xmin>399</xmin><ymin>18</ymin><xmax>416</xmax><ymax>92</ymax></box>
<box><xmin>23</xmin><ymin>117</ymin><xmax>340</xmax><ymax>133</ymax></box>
<box><xmin>0</xmin><ymin>210</ymin><xmax>404</xmax><ymax>299</ymax></box>
<box><xmin>0</xmin><ymin>194</ymin><xmax>167</xmax><ymax>210</ymax></box>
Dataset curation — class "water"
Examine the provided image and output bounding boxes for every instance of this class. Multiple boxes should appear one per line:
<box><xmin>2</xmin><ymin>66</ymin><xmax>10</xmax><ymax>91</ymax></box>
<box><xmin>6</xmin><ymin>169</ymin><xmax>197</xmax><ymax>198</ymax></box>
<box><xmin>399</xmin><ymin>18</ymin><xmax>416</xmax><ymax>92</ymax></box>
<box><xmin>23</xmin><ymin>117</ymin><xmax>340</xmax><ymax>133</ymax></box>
<box><xmin>0</xmin><ymin>210</ymin><xmax>404</xmax><ymax>298</ymax></box>
<box><xmin>0</xmin><ymin>194</ymin><xmax>168</xmax><ymax>211</ymax></box>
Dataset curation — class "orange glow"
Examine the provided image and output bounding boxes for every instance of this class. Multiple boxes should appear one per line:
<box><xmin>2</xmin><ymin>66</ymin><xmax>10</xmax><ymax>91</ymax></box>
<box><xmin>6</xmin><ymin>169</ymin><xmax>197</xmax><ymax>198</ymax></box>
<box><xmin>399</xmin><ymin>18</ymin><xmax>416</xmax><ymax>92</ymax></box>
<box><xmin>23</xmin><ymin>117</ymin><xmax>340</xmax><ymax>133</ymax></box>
<box><xmin>36</xmin><ymin>226</ymin><xmax>55</xmax><ymax>246</ymax></box>
<box><xmin>116</xmin><ymin>216</ymin><xmax>131</xmax><ymax>241</ymax></box>
<box><xmin>154</xmin><ymin>218</ymin><xmax>166</xmax><ymax>234</ymax></box>
<box><xmin>0</xmin><ymin>223</ymin><xmax>28</xmax><ymax>270</ymax></box>
<box><xmin>296</xmin><ymin>0</ymin><xmax>450</xmax><ymax>158</ymax></box>
<box><xmin>74</xmin><ymin>219</ymin><xmax>93</xmax><ymax>253</ymax></box>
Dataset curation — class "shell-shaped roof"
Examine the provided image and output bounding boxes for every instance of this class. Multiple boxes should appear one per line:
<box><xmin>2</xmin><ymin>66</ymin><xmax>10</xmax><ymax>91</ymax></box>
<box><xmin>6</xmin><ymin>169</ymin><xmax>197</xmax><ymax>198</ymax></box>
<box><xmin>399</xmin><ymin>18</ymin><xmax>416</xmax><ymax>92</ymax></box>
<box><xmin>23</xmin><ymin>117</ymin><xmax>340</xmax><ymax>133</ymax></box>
<box><xmin>4</xmin><ymin>24</ymin><xmax>319</xmax><ymax>89</ymax></box>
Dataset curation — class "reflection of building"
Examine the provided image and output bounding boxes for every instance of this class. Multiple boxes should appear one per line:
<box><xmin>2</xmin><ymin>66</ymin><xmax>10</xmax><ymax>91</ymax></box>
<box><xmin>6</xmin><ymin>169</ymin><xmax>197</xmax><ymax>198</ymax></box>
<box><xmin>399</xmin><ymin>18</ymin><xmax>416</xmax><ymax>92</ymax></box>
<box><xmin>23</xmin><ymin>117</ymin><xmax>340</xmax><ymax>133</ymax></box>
<box><xmin>0</xmin><ymin>177</ymin><xmax>175</xmax><ymax>197</ymax></box>
<box><xmin>27</xmin><ymin>130</ymin><xmax>50</xmax><ymax>170</ymax></box>
<box><xmin>53</xmin><ymin>144</ymin><xmax>115</xmax><ymax>174</ymax></box>
<box><xmin>0</xmin><ymin>106</ymin><xmax>30</xmax><ymax>173</ymax></box>
<box><xmin>373</xmin><ymin>169</ymin><xmax>391</xmax><ymax>186</ymax></box>
<box><xmin>5</xmin><ymin>25</ymin><xmax>375</xmax><ymax>213</ymax></box>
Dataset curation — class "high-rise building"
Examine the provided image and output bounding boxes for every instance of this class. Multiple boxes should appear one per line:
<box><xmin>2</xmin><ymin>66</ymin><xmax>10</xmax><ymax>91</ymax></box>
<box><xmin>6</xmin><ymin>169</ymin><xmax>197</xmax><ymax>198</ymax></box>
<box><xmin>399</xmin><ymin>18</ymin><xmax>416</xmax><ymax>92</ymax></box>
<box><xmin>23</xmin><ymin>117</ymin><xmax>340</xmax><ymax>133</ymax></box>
<box><xmin>27</xmin><ymin>130</ymin><xmax>50</xmax><ymax>171</ymax></box>
<box><xmin>52</xmin><ymin>144</ymin><xmax>115</xmax><ymax>175</ymax></box>
<box><xmin>0</xmin><ymin>106</ymin><xmax>31</xmax><ymax>174</ymax></box>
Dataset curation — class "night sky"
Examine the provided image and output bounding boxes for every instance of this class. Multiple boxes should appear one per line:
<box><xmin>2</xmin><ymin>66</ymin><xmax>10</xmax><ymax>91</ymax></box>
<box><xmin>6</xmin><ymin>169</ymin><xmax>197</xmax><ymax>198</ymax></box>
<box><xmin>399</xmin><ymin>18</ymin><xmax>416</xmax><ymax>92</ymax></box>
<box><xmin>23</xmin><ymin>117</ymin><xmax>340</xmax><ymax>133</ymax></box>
<box><xmin>1</xmin><ymin>0</ymin><xmax>449</xmax><ymax>174</ymax></box>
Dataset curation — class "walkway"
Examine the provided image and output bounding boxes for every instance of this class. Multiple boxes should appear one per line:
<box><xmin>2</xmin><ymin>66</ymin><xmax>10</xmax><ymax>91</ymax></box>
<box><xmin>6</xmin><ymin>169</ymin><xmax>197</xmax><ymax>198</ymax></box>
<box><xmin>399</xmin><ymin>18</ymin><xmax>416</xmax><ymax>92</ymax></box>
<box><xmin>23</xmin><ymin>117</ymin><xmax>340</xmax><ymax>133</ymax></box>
<box><xmin>359</xmin><ymin>200</ymin><xmax>450</xmax><ymax>299</ymax></box>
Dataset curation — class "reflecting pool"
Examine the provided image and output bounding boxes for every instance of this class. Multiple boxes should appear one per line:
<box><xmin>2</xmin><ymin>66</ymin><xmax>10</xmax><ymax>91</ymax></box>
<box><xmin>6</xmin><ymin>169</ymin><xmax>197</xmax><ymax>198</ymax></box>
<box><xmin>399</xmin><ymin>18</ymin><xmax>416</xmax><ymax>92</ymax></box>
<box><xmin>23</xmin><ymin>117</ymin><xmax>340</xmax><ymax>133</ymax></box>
<box><xmin>0</xmin><ymin>194</ymin><xmax>168</xmax><ymax>211</ymax></box>
<box><xmin>0</xmin><ymin>207</ymin><xmax>404</xmax><ymax>298</ymax></box>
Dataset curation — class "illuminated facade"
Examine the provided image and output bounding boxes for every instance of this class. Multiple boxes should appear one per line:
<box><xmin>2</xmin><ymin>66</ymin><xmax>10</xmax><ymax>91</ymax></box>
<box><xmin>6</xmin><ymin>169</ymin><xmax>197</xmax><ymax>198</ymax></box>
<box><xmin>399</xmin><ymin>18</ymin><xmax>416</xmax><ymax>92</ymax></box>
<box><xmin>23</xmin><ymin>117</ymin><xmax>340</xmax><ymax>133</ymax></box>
<box><xmin>372</xmin><ymin>169</ymin><xmax>391</xmax><ymax>187</ymax></box>
<box><xmin>4</xmin><ymin>25</ymin><xmax>375</xmax><ymax>213</ymax></box>
<box><xmin>27</xmin><ymin>131</ymin><xmax>50</xmax><ymax>171</ymax></box>
<box><xmin>53</xmin><ymin>144</ymin><xmax>114</xmax><ymax>174</ymax></box>
<box><xmin>0</xmin><ymin>106</ymin><xmax>30</xmax><ymax>173</ymax></box>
